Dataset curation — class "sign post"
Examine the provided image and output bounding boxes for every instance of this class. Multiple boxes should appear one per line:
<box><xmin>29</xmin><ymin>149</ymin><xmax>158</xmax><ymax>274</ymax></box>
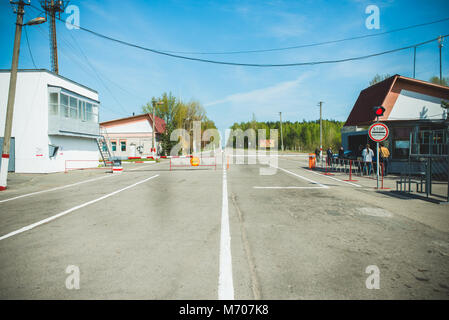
<box><xmin>368</xmin><ymin>122</ymin><xmax>389</xmax><ymax>189</ymax></box>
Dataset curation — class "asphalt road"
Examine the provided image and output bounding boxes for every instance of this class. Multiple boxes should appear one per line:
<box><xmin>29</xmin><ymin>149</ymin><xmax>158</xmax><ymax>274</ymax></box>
<box><xmin>0</xmin><ymin>154</ymin><xmax>448</xmax><ymax>299</ymax></box>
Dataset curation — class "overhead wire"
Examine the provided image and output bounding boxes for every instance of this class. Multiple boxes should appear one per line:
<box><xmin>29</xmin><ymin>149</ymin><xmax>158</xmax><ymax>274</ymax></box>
<box><xmin>24</xmin><ymin>26</ymin><xmax>37</xmax><ymax>68</ymax></box>
<box><xmin>153</xmin><ymin>17</ymin><xmax>449</xmax><ymax>55</ymax></box>
<box><xmin>62</xmin><ymin>29</ymin><xmax>133</xmax><ymax>116</ymax></box>
<box><xmin>27</xmin><ymin>3</ymin><xmax>449</xmax><ymax>68</ymax></box>
<box><xmin>34</xmin><ymin>23</ymin><xmax>130</xmax><ymax>118</ymax></box>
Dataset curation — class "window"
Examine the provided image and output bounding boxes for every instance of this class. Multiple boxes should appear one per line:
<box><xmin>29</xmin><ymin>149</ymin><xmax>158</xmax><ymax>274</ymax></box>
<box><xmin>78</xmin><ymin>100</ymin><xmax>84</xmax><ymax>120</ymax></box>
<box><xmin>393</xmin><ymin>127</ymin><xmax>412</xmax><ymax>158</ymax></box>
<box><xmin>48</xmin><ymin>144</ymin><xmax>59</xmax><ymax>158</ymax></box>
<box><xmin>121</xmin><ymin>141</ymin><xmax>126</xmax><ymax>152</ymax></box>
<box><xmin>49</xmin><ymin>93</ymin><xmax>59</xmax><ymax>115</ymax></box>
<box><xmin>92</xmin><ymin>104</ymin><xmax>99</xmax><ymax>123</ymax></box>
<box><xmin>69</xmin><ymin>97</ymin><xmax>77</xmax><ymax>119</ymax></box>
<box><xmin>111</xmin><ymin>141</ymin><xmax>117</xmax><ymax>152</ymax></box>
<box><xmin>48</xmin><ymin>89</ymin><xmax>99</xmax><ymax>124</ymax></box>
<box><xmin>60</xmin><ymin>93</ymin><xmax>69</xmax><ymax>118</ymax></box>
<box><xmin>86</xmin><ymin>103</ymin><xmax>93</xmax><ymax>122</ymax></box>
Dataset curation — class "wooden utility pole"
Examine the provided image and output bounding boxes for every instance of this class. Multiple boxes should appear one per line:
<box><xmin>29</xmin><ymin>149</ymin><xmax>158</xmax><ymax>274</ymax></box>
<box><xmin>413</xmin><ymin>46</ymin><xmax>416</xmax><ymax>78</ymax></box>
<box><xmin>1</xmin><ymin>1</ymin><xmax>27</xmax><ymax>190</ymax></box>
<box><xmin>438</xmin><ymin>36</ymin><xmax>443</xmax><ymax>84</ymax></box>
<box><xmin>318</xmin><ymin>101</ymin><xmax>323</xmax><ymax>166</ymax></box>
<box><xmin>279</xmin><ymin>112</ymin><xmax>284</xmax><ymax>152</ymax></box>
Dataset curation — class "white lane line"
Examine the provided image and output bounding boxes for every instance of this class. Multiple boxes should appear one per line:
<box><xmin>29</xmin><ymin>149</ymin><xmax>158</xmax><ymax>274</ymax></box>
<box><xmin>277</xmin><ymin>157</ymin><xmax>362</xmax><ymax>188</ymax></box>
<box><xmin>253</xmin><ymin>186</ymin><xmax>325</xmax><ymax>189</ymax></box>
<box><xmin>272</xmin><ymin>165</ymin><xmax>329</xmax><ymax>189</ymax></box>
<box><xmin>0</xmin><ymin>175</ymin><xmax>159</xmax><ymax>241</ymax></box>
<box><xmin>307</xmin><ymin>169</ymin><xmax>362</xmax><ymax>187</ymax></box>
<box><xmin>0</xmin><ymin>174</ymin><xmax>114</xmax><ymax>204</ymax></box>
<box><xmin>218</xmin><ymin>164</ymin><xmax>234</xmax><ymax>300</ymax></box>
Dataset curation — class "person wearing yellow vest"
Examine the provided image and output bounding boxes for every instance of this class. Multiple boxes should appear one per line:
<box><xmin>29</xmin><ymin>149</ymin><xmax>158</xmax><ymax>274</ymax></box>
<box><xmin>379</xmin><ymin>143</ymin><xmax>391</xmax><ymax>176</ymax></box>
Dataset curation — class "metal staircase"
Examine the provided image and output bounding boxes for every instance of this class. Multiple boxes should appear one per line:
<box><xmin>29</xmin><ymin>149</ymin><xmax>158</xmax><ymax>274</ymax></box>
<box><xmin>97</xmin><ymin>127</ymin><xmax>114</xmax><ymax>169</ymax></box>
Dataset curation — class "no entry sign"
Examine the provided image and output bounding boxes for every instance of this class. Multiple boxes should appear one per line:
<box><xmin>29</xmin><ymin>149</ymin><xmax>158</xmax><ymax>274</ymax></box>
<box><xmin>368</xmin><ymin>123</ymin><xmax>389</xmax><ymax>142</ymax></box>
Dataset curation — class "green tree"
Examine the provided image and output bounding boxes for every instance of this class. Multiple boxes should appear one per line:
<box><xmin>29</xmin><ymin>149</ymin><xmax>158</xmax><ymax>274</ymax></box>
<box><xmin>429</xmin><ymin>76</ymin><xmax>449</xmax><ymax>87</ymax></box>
<box><xmin>369</xmin><ymin>74</ymin><xmax>391</xmax><ymax>86</ymax></box>
<box><xmin>142</xmin><ymin>92</ymin><xmax>218</xmax><ymax>155</ymax></box>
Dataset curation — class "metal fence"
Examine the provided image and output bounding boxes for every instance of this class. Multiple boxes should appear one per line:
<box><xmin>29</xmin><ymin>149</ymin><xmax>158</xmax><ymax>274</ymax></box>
<box><xmin>396</xmin><ymin>155</ymin><xmax>449</xmax><ymax>203</ymax></box>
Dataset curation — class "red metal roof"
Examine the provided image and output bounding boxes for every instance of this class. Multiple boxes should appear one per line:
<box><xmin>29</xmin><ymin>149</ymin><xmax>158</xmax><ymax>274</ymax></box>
<box><xmin>100</xmin><ymin>113</ymin><xmax>166</xmax><ymax>134</ymax></box>
<box><xmin>344</xmin><ymin>74</ymin><xmax>449</xmax><ymax>127</ymax></box>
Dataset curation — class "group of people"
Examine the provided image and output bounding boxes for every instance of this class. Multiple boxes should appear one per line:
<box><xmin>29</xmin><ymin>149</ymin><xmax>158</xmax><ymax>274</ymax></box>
<box><xmin>358</xmin><ymin>143</ymin><xmax>390</xmax><ymax>176</ymax></box>
<box><xmin>314</xmin><ymin>143</ymin><xmax>390</xmax><ymax>176</ymax></box>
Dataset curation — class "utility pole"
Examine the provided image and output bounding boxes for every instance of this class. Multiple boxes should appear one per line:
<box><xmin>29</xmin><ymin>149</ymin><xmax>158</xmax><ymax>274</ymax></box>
<box><xmin>413</xmin><ymin>46</ymin><xmax>416</xmax><ymax>78</ymax></box>
<box><xmin>40</xmin><ymin>0</ymin><xmax>68</xmax><ymax>74</ymax></box>
<box><xmin>151</xmin><ymin>99</ymin><xmax>163</xmax><ymax>157</ymax></box>
<box><xmin>1</xmin><ymin>2</ymin><xmax>45</xmax><ymax>191</ymax></box>
<box><xmin>151</xmin><ymin>99</ymin><xmax>156</xmax><ymax>157</ymax></box>
<box><xmin>438</xmin><ymin>36</ymin><xmax>443</xmax><ymax>84</ymax></box>
<box><xmin>1</xmin><ymin>1</ymin><xmax>27</xmax><ymax>191</ymax></box>
<box><xmin>279</xmin><ymin>112</ymin><xmax>284</xmax><ymax>152</ymax></box>
<box><xmin>318</xmin><ymin>101</ymin><xmax>323</xmax><ymax>166</ymax></box>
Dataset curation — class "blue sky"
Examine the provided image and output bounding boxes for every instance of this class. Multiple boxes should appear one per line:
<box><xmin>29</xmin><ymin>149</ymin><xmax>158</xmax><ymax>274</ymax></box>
<box><xmin>1</xmin><ymin>0</ymin><xmax>448</xmax><ymax>133</ymax></box>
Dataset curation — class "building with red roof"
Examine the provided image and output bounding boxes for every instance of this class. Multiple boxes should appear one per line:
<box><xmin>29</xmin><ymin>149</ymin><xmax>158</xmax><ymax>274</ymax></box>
<box><xmin>342</xmin><ymin>75</ymin><xmax>449</xmax><ymax>173</ymax></box>
<box><xmin>100</xmin><ymin>113</ymin><xmax>166</xmax><ymax>159</ymax></box>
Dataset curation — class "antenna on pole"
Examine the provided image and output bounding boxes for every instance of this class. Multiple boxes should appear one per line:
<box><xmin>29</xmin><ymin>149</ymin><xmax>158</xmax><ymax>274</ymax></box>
<box><xmin>40</xmin><ymin>0</ymin><xmax>69</xmax><ymax>74</ymax></box>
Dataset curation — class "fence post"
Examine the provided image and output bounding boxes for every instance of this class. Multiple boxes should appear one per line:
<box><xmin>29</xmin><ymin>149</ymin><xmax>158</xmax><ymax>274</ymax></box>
<box><xmin>344</xmin><ymin>160</ymin><xmax>358</xmax><ymax>182</ymax></box>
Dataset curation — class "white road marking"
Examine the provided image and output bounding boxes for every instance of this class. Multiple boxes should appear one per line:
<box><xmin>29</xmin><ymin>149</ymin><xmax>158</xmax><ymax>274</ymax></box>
<box><xmin>272</xmin><ymin>165</ymin><xmax>329</xmax><ymax>189</ymax></box>
<box><xmin>277</xmin><ymin>157</ymin><xmax>362</xmax><ymax>188</ymax></box>
<box><xmin>253</xmin><ymin>186</ymin><xmax>326</xmax><ymax>189</ymax></box>
<box><xmin>307</xmin><ymin>169</ymin><xmax>362</xmax><ymax>187</ymax></box>
<box><xmin>218</xmin><ymin>163</ymin><xmax>234</xmax><ymax>300</ymax></box>
<box><xmin>0</xmin><ymin>175</ymin><xmax>159</xmax><ymax>241</ymax></box>
<box><xmin>0</xmin><ymin>174</ymin><xmax>113</xmax><ymax>204</ymax></box>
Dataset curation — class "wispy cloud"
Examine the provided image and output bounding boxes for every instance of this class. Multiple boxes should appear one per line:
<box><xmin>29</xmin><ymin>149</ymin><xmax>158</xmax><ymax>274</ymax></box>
<box><xmin>204</xmin><ymin>72</ymin><xmax>311</xmax><ymax>108</ymax></box>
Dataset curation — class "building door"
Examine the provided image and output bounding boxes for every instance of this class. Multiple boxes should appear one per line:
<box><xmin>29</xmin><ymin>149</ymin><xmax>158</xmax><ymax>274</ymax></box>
<box><xmin>130</xmin><ymin>144</ymin><xmax>136</xmax><ymax>157</ymax></box>
<box><xmin>0</xmin><ymin>137</ymin><xmax>15</xmax><ymax>172</ymax></box>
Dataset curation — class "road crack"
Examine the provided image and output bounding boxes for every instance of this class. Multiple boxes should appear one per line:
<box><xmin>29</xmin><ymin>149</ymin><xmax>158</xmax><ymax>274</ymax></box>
<box><xmin>231</xmin><ymin>193</ymin><xmax>262</xmax><ymax>300</ymax></box>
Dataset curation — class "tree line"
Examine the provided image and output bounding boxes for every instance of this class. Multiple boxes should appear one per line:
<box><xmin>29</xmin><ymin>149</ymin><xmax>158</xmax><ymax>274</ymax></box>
<box><xmin>229</xmin><ymin>116</ymin><xmax>344</xmax><ymax>152</ymax></box>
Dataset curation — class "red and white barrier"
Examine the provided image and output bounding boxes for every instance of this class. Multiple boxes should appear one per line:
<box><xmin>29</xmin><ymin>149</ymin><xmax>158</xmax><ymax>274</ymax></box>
<box><xmin>169</xmin><ymin>155</ymin><xmax>216</xmax><ymax>171</ymax></box>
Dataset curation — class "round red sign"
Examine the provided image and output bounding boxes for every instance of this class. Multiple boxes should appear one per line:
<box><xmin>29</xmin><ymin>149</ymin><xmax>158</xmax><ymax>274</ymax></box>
<box><xmin>368</xmin><ymin>123</ymin><xmax>389</xmax><ymax>142</ymax></box>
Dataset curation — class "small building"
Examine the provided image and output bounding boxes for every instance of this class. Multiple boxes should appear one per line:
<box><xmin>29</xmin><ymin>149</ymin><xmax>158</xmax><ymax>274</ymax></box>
<box><xmin>342</xmin><ymin>75</ymin><xmax>449</xmax><ymax>173</ymax></box>
<box><xmin>0</xmin><ymin>69</ymin><xmax>101</xmax><ymax>173</ymax></box>
<box><xmin>99</xmin><ymin>113</ymin><xmax>166</xmax><ymax>159</ymax></box>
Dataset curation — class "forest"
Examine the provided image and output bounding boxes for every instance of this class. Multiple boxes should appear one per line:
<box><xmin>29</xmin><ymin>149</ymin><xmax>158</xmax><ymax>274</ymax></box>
<box><xmin>229</xmin><ymin>117</ymin><xmax>345</xmax><ymax>152</ymax></box>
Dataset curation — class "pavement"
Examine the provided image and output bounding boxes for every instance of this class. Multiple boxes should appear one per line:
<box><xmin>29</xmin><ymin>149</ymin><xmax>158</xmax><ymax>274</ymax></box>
<box><xmin>0</xmin><ymin>153</ymin><xmax>448</xmax><ymax>299</ymax></box>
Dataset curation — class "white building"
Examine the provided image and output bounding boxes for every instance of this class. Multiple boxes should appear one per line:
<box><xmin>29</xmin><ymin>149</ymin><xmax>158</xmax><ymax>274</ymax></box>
<box><xmin>0</xmin><ymin>69</ymin><xmax>101</xmax><ymax>173</ymax></box>
<box><xmin>100</xmin><ymin>113</ymin><xmax>166</xmax><ymax>159</ymax></box>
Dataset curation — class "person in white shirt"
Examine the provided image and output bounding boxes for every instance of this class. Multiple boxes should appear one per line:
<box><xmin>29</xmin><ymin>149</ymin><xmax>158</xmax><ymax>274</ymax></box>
<box><xmin>362</xmin><ymin>144</ymin><xmax>374</xmax><ymax>175</ymax></box>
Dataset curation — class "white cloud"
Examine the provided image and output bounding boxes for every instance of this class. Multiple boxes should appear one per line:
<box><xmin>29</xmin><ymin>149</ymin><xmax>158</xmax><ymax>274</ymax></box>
<box><xmin>204</xmin><ymin>72</ymin><xmax>311</xmax><ymax>108</ymax></box>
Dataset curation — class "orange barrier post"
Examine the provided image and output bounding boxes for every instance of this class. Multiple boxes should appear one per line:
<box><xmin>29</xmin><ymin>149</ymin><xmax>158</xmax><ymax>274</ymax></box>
<box><xmin>308</xmin><ymin>153</ymin><xmax>316</xmax><ymax>169</ymax></box>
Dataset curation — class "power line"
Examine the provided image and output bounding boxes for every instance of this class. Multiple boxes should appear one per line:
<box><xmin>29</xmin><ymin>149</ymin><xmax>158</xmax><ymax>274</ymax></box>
<box><xmin>28</xmin><ymin>4</ymin><xmax>448</xmax><ymax>67</ymax></box>
<box><xmin>49</xmin><ymin>24</ymin><xmax>449</xmax><ymax>67</ymax></box>
<box><xmin>155</xmin><ymin>17</ymin><xmax>449</xmax><ymax>55</ymax></box>
<box><xmin>24</xmin><ymin>26</ymin><xmax>37</xmax><ymax>68</ymax></box>
<box><xmin>63</xmin><ymin>29</ymin><xmax>132</xmax><ymax>116</ymax></box>
<box><xmin>35</xmin><ymin>24</ymin><xmax>130</xmax><ymax>117</ymax></box>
